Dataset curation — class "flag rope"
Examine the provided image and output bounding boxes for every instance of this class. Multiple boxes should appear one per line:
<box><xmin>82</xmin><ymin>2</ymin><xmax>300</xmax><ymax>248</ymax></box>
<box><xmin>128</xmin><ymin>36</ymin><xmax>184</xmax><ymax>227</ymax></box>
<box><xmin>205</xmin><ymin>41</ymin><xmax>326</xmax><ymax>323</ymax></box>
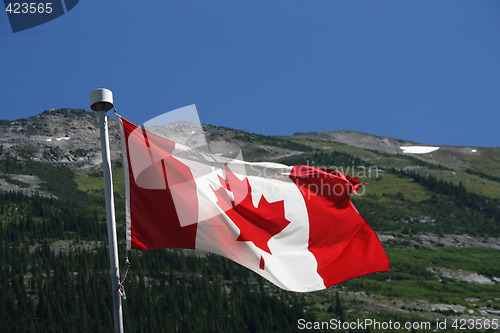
<box><xmin>113</xmin><ymin>107</ymin><xmax>122</xmax><ymax>119</ymax></box>
<box><xmin>112</xmin><ymin>253</ymin><xmax>130</xmax><ymax>300</ymax></box>
<box><xmin>110</xmin><ymin>106</ymin><xmax>129</xmax><ymax>300</ymax></box>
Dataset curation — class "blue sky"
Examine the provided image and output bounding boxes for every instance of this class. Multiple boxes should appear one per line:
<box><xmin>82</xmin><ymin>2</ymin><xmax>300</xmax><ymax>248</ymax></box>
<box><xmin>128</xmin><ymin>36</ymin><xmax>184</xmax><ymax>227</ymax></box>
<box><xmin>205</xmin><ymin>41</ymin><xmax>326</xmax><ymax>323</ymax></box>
<box><xmin>1</xmin><ymin>1</ymin><xmax>499</xmax><ymax>147</ymax></box>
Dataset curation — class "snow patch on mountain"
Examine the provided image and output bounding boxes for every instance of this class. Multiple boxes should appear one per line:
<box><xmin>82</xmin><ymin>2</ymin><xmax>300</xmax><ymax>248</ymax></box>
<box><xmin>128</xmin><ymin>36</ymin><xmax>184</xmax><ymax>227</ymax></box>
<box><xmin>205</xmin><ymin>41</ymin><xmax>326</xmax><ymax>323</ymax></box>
<box><xmin>400</xmin><ymin>146</ymin><xmax>440</xmax><ymax>154</ymax></box>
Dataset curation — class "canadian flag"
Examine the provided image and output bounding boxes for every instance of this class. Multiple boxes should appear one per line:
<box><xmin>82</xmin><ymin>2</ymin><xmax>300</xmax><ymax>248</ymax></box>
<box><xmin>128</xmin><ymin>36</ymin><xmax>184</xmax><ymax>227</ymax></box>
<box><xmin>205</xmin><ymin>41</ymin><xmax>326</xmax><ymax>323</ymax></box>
<box><xmin>119</xmin><ymin>116</ymin><xmax>389</xmax><ymax>292</ymax></box>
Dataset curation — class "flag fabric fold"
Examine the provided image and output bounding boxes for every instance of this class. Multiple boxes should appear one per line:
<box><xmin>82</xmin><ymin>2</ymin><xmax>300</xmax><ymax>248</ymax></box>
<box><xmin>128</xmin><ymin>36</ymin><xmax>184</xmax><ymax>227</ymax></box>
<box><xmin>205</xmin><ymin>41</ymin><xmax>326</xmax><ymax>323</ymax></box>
<box><xmin>119</xmin><ymin>116</ymin><xmax>389</xmax><ymax>292</ymax></box>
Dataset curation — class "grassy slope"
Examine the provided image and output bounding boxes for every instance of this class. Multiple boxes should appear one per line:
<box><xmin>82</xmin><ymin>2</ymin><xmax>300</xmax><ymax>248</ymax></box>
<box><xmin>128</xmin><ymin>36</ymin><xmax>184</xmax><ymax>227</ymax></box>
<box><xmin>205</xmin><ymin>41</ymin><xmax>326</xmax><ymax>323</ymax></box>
<box><xmin>290</xmin><ymin>137</ymin><xmax>500</xmax><ymax>200</ymax></box>
<box><xmin>73</xmin><ymin>161</ymin><xmax>126</xmax><ymax>222</ymax></box>
<box><xmin>344</xmin><ymin>247</ymin><xmax>500</xmax><ymax>306</ymax></box>
<box><xmin>355</xmin><ymin>173</ymin><xmax>432</xmax><ymax>202</ymax></box>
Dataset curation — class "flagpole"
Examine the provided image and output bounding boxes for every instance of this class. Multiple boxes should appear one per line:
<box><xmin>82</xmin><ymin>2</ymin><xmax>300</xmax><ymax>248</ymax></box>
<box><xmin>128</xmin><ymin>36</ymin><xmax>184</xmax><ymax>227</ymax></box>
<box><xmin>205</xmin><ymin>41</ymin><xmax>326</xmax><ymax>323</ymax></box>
<box><xmin>90</xmin><ymin>88</ymin><xmax>124</xmax><ymax>333</ymax></box>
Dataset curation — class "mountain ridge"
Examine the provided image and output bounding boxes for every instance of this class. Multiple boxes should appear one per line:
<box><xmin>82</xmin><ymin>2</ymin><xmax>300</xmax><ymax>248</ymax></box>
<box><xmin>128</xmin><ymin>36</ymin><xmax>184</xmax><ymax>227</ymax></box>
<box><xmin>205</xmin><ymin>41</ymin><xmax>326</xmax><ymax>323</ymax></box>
<box><xmin>2</xmin><ymin>108</ymin><xmax>500</xmax><ymax>195</ymax></box>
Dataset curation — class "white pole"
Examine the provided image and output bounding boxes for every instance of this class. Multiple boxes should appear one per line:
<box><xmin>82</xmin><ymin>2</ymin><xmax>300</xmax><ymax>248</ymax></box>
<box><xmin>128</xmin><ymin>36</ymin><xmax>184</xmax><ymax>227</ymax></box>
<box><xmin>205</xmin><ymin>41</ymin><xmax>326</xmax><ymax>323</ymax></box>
<box><xmin>90</xmin><ymin>88</ymin><xmax>124</xmax><ymax>333</ymax></box>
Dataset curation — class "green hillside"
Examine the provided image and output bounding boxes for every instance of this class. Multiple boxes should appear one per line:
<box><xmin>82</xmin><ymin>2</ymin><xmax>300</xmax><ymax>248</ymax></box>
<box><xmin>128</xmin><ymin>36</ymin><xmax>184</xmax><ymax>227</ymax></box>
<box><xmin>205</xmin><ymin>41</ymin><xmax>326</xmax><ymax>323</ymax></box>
<box><xmin>1</xmin><ymin>123</ymin><xmax>499</xmax><ymax>332</ymax></box>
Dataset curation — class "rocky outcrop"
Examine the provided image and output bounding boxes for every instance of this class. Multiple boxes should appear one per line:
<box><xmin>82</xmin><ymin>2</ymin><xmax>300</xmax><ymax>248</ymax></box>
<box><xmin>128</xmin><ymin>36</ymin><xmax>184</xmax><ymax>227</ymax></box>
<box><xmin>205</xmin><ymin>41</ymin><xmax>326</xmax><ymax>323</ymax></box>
<box><xmin>0</xmin><ymin>108</ymin><xmax>121</xmax><ymax>169</ymax></box>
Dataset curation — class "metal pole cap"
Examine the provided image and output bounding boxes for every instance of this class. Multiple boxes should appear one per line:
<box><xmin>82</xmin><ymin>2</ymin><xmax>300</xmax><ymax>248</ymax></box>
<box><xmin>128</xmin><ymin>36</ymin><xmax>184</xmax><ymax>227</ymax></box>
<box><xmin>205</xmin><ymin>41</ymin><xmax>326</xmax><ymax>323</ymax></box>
<box><xmin>90</xmin><ymin>88</ymin><xmax>114</xmax><ymax>112</ymax></box>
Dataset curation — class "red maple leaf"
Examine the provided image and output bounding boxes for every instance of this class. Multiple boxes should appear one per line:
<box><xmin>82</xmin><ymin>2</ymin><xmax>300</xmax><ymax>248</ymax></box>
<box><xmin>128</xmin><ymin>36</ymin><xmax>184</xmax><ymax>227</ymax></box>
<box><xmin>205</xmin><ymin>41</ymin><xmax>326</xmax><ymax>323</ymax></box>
<box><xmin>211</xmin><ymin>165</ymin><xmax>290</xmax><ymax>264</ymax></box>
